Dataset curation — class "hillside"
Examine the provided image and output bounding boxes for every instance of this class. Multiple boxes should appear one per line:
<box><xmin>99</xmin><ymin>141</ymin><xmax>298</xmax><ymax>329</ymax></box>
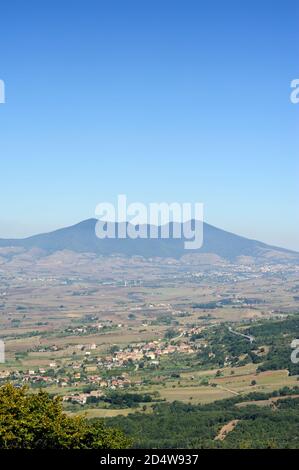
<box><xmin>0</xmin><ymin>219</ymin><xmax>298</xmax><ymax>263</ymax></box>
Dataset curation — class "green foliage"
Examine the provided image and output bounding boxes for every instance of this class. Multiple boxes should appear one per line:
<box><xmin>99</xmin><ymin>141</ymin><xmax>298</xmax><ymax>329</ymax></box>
<box><xmin>196</xmin><ymin>316</ymin><xmax>299</xmax><ymax>374</ymax></box>
<box><xmin>107</xmin><ymin>388</ymin><xmax>299</xmax><ymax>449</ymax></box>
<box><xmin>164</xmin><ymin>328</ymin><xmax>178</xmax><ymax>340</ymax></box>
<box><xmin>243</xmin><ymin>317</ymin><xmax>299</xmax><ymax>375</ymax></box>
<box><xmin>104</xmin><ymin>392</ymin><xmax>153</xmax><ymax>408</ymax></box>
<box><xmin>0</xmin><ymin>384</ymin><xmax>131</xmax><ymax>449</ymax></box>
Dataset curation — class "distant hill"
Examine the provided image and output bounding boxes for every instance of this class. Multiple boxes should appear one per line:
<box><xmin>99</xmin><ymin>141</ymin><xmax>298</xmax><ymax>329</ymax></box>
<box><xmin>0</xmin><ymin>218</ymin><xmax>298</xmax><ymax>263</ymax></box>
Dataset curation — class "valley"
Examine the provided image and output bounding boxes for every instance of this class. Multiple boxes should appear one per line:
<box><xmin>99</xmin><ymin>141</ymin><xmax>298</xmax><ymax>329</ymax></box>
<box><xmin>1</xmin><ymin>250</ymin><xmax>299</xmax><ymax>422</ymax></box>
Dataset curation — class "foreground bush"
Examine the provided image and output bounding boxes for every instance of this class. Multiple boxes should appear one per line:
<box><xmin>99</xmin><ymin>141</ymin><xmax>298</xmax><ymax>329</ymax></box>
<box><xmin>0</xmin><ymin>384</ymin><xmax>131</xmax><ymax>449</ymax></box>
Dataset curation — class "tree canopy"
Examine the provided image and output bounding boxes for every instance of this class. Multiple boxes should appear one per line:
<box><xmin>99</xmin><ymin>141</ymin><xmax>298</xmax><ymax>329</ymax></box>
<box><xmin>0</xmin><ymin>384</ymin><xmax>131</xmax><ymax>449</ymax></box>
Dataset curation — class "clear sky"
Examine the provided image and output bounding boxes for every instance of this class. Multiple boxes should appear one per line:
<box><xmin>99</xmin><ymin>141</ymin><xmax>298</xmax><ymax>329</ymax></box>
<box><xmin>0</xmin><ymin>0</ymin><xmax>298</xmax><ymax>250</ymax></box>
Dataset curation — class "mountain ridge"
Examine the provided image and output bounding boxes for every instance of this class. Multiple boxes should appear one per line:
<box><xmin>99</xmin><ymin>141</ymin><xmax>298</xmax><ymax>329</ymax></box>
<box><xmin>0</xmin><ymin>218</ymin><xmax>298</xmax><ymax>263</ymax></box>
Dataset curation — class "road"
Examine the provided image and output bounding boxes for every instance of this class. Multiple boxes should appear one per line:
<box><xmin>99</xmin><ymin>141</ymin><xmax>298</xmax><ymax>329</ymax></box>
<box><xmin>228</xmin><ymin>326</ymin><xmax>255</xmax><ymax>343</ymax></box>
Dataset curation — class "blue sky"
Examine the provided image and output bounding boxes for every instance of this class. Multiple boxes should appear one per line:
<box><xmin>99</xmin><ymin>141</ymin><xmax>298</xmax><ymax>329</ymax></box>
<box><xmin>0</xmin><ymin>0</ymin><xmax>298</xmax><ymax>250</ymax></box>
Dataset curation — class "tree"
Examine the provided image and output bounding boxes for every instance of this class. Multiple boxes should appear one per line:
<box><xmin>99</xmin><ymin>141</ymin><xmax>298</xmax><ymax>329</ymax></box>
<box><xmin>0</xmin><ymin>384</ymin><xmax>131</xmax><ymax>449</ymax></box>
<box><xmin>164</xmin><ymin>328</ymin><xmax>177</xmax><ymax>340</ymax></box>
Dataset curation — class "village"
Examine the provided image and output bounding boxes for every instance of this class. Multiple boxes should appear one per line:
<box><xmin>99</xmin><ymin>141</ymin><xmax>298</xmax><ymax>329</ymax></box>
<box><xmin>0</xmin><ymin>325</ymin><xmax>204</xmax><ymax>406</ymax></box>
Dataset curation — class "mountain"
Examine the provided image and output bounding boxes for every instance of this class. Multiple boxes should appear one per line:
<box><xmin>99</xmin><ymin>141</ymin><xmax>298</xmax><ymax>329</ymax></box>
<box><xmin>0</xmin><ymin>219</ymin><xmax>298</xmax><ymax>263</ymax></box>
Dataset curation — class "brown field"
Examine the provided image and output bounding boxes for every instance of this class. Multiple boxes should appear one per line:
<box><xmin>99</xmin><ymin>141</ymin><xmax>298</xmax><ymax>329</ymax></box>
<box><xmin>67</xmin><ymin>408</ymin><xmax>145</xmax><ymax>419</ymax></box>
<box><xmin>138</xmin><ymin>368</ymin><xmax>299</xmax><ymax>405</ymax></box>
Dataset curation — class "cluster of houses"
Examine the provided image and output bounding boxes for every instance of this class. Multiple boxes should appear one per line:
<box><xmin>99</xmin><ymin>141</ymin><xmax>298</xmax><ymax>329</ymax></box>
<box><xmin>62</xmin><ymin>374</ymin><xmax>139</xmax><ymax>404</ymax></box>
<box><xmin>63</xmin><ymin>389</ymin><xmax>104</xmax><ymax>405</ymax></box>
<box><xmin>102</xmin><ymin>340</ymin><xmax>195</xmax><ymax>368</ymax></box>
<box><xmin>0</xmin><ymin>368</ymin><xmax>57</xmax><ymax>386</ymax></box>
<box><xmin>183</xmin><ymin>326</ymin><xmax>206</xmax><ymax>338</ymax></box>
<box><xmin>0</xmin><ymin>325</ymin><xmax>201</xmax><ymax>395</ymax></box>
<box><xmin>64</xmin><ymin>321</ymin><xmax>123</xmax><ymax>337</ymax></box>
